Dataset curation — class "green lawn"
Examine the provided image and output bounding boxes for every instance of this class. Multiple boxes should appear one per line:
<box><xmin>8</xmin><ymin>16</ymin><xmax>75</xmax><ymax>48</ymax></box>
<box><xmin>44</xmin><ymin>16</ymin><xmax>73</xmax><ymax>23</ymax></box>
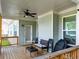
<box><xmin>0</xmin><ymin>39</ymin><xmax>10</xmax><ymax>46</ymax></box>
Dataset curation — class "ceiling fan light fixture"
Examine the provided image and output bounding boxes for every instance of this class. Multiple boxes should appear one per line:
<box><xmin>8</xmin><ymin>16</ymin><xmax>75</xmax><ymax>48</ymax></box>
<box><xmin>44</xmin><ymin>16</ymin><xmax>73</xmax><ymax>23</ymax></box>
<box><xmin>24</xmin><ymin>15</ymin><xmax>28</xmax><ymax>18</ymax></box>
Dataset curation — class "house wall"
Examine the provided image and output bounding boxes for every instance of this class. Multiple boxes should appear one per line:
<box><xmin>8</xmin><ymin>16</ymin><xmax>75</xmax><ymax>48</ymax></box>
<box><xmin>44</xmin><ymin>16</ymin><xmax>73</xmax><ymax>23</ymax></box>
<box><xmin>38</xmin><ymin>11</ymin><xmax>53</xmax><ymax>42</ymax></box>
<box><xmin>38</xmin><ymin>11</ymin><xmax>59</xmax><ymax>45</ymax></box>
<box><xmin>19</xmin><ymin>20</ymin><xmax>36</xmax><ymax>45</ymax></box>
<box><xmin>53</xmin><ymin>13</ymin><xmax>59</xmax><ymax>44</ymax></box>
<box><xmin>36</xmin><ymin>20</ymin><xmax>38</xmax><ymax>38</ymax></box>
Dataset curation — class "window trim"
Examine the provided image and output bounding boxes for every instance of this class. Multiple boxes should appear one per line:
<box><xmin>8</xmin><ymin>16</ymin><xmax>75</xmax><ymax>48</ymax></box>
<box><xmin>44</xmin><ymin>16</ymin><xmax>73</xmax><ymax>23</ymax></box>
<box><xmin>62</xmin><ymin>14</ymin><xmax>76</xmax><ymax>39</ymax></box>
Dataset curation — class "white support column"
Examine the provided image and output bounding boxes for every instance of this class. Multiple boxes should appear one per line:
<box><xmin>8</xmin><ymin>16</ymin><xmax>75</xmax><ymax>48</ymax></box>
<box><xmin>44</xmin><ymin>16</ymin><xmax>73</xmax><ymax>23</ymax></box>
<box><xmin>76</xmin><ymin>4</ymin><xmax>79</xmax><ymax>45</ymax></box>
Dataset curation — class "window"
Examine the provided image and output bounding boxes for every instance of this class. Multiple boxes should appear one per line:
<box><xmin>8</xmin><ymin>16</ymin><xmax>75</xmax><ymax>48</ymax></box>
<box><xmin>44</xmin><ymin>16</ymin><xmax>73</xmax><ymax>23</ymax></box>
<box><xmin>63</xmin><ymin>15</ymin><xmax>76</xmax><ymax>45</ymax></box>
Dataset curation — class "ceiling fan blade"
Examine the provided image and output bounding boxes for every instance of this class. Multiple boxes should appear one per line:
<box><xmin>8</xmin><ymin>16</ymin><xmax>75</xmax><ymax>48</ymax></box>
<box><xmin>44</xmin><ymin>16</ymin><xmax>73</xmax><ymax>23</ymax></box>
<box><xmin>31</xmin><ymin>13</ymin><xmax>37</xmax><ymax>15</ymax></box>
<box><xmin>29</xmin><ymin>13</ymin><xmax>35</xmax><ymax>17</ymax></box>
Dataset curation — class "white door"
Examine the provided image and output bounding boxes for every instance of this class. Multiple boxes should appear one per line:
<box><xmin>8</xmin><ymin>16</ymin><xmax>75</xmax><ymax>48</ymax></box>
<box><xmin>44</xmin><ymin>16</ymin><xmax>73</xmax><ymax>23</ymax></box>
<box><xmin>24</xmin><ymin>25</ymin><xmax>32</xmax><ymax>43</ymax></box>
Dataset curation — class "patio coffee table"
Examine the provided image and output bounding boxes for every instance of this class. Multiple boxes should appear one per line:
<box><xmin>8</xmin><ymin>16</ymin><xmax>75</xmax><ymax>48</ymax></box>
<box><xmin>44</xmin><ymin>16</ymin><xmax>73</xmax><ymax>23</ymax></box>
<box><xmin>26</xmin><ymin>46</ymin><xmax>38</xmax><ymax>57</ymax></box>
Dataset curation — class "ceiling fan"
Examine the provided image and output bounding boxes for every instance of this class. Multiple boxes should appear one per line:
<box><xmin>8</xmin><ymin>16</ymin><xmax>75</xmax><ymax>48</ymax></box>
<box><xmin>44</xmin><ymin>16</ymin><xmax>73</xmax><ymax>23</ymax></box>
<box><xmin>23</xmin><ymin>9</ymin><xmax>37</xmax><ymax>18</ymax></box>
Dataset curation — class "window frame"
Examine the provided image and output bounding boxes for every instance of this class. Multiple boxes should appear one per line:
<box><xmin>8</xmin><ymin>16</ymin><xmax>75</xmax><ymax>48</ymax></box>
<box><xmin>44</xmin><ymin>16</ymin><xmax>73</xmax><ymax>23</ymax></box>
<box><xmin>62</xmin><ymin>14</ymin><xmax>76</xmax><ymax>44</ymax></box>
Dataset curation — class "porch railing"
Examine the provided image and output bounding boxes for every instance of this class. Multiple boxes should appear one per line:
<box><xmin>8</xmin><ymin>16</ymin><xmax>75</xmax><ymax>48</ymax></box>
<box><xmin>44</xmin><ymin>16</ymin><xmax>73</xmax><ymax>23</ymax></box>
<box><xmin>47</xmin><ymin>46</ymin><xmax>79</xmax><ymax>59</ymax></box>
<box><xmin>1</xmin><ymin>36</ymin><xmax>19</xmax><ymax>46</ymax></box>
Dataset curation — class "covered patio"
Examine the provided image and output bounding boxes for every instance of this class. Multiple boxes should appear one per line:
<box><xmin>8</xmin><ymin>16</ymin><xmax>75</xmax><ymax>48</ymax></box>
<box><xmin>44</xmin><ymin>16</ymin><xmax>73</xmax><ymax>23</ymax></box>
<box><xmin>0</xmin><ymin>0</ymin><xmax>79</xmax><ymax>59</ymax></box>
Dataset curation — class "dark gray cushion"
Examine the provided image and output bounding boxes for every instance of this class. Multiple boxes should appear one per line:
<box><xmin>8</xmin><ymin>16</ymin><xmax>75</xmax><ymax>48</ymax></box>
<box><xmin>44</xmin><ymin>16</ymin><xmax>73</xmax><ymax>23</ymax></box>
<box><xmin>54</xmin><ymin>39</ymin><xmax>67</xmax><ymax>51</ymax></box>
<box><xmin>40</xmin><ymin>39</ymin><xmax>48</xmax><ymax>46</ymax></box>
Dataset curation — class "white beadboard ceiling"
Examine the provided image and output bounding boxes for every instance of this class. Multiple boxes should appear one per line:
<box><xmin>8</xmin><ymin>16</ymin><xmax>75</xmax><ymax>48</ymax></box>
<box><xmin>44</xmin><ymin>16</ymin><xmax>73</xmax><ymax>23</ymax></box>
<box><xmin>0</xmin><ymin>0</ymin><xmax>76</xmax><ymax>19</ymax></box>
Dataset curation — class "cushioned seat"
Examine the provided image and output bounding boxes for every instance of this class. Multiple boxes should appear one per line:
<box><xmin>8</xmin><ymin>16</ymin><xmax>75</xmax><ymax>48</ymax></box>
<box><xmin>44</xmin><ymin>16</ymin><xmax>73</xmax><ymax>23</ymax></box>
<box><xmin>35</xmin><ymin>44</ymin><xmax>46</xmax><ymax>48</ymax></box>
<box><xmin>35</xmin><ymin>39</ymin><xmax>48</xmax><ymax>50</ymax></box>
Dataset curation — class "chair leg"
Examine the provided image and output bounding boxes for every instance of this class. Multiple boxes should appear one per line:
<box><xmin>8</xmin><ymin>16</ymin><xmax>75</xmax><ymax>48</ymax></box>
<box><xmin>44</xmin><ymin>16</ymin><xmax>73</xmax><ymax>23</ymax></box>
<box><xmin>36</xmin><ymin>51</ymin><xmax>38</xmax><ymax>56</ymax></box>
<box><xmin>30</xmin><ymin>51</ymin><xmax>38</xmax><ymax>57</ymax></box>
<box><xmin>30</xmin><ymin>52</ymin><xmax>33</xmax><ymax>57</ymax></box>
<box><xmin>35</xmin><ymin>51</ymin><xmax>38</xmax><ymax>56</ymax></box>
